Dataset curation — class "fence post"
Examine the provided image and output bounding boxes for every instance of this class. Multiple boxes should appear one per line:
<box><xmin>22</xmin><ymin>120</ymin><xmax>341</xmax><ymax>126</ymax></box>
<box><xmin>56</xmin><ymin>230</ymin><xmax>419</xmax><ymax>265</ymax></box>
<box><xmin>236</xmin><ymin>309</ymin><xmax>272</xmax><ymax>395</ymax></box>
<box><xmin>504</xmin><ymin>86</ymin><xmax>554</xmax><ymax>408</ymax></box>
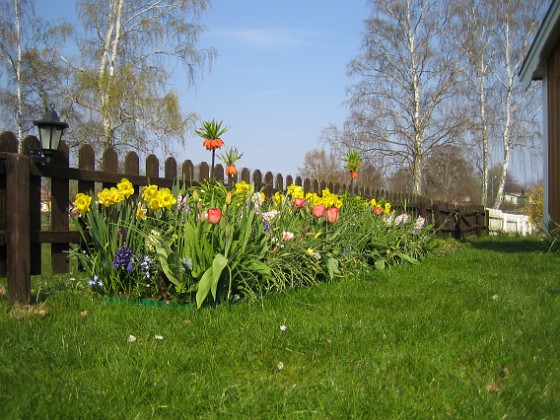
<box><xmin>0</xmin><ymin>132</ymin><xmax>19</xmax><ymax>277</ymax></box>
<box><xmin>433</xmin><ymin>204</ymin><xmax>443</xmax><ymax>234</ymax></box>
<box><xmin>475</xmin><ymin>207</ymin><xmax>484</xmax><ymax>236</ymax></box>
<box><xmin>78</xmin><ymin>144</ymin><xmax>96</xmax><ymax>195</ymax></box>
<box><xmin>6</xmin><ymin>153</ymin><xmax>30</xmax><ymax>305</ymax></box>
<box><xmin>264</xmin><ymin>171</ymin><xmax>274</xmax><ymax>198</ymax></box>
<box><xmin>22</xmin><ymin>136</ymin><xmax>42</xmax><ymax>275</ymax></box>
<box><xmin>50</xmin><ymin>142</ymin><xmax>70</xmax><ymax>273</ymax></box>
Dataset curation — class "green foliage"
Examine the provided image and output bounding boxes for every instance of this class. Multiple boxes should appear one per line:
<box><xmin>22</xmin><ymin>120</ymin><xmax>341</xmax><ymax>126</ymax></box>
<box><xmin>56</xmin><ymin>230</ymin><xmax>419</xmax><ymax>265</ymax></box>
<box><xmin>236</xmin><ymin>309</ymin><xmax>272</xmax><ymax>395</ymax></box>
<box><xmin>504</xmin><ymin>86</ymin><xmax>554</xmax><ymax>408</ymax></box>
<box><xmin>155</xmin><ymin>181</ymin><xmax>272</xmax><ymax>307</ymax></box>
<box><xmin>544</xmin><ymin>220</ymin><xmax>560</xmax><ymax>253</ymax></box>
<box><xmin>195</xmin><ymin>119</ymin><xmax>229</xmax><ymax>139</ymax></box>
<box><xmin>526</xmin><ymin>184</ymin><xmax>544</xmax><ymax>226</ymax></box>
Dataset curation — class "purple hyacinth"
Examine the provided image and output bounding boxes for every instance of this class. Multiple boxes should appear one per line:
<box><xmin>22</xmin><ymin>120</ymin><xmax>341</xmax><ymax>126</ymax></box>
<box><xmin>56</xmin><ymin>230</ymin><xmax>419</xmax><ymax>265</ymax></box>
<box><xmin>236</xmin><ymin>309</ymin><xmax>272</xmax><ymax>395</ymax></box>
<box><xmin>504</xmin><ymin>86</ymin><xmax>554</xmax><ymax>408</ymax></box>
<box><xmin>112</xmin><ymin>245</ymin><xmax>133</xmax><ymax>270</ymax></box>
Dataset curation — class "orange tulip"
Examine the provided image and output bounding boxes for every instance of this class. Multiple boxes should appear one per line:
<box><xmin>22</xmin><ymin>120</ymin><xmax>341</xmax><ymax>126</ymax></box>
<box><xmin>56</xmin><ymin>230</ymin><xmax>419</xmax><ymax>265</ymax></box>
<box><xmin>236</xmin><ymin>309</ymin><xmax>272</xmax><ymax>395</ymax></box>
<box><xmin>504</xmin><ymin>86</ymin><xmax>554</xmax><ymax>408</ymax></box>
<box><xmin>349</xmin><ymin>171</ymin><xmax>359</xmax><ymax>179</ymax></box>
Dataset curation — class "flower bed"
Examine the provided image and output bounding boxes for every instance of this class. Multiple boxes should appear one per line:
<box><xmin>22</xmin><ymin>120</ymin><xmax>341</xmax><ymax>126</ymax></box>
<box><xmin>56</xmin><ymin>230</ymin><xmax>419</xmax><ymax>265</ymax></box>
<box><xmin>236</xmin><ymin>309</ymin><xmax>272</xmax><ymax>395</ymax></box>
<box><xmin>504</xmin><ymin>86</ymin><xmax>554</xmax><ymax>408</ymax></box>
<box><xmin>70</xmin><ymin>178</ymin><xmax>433</xmax><ymax>308</ymax></box>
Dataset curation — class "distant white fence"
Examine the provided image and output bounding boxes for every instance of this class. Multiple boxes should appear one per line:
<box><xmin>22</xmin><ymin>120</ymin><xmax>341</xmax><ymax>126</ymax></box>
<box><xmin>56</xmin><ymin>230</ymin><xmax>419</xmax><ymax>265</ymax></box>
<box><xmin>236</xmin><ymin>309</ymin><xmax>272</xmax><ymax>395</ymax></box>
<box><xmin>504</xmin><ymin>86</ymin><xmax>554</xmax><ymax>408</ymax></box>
<box><xmin>487</xmin><ymin>208</ymin><xmax>534</xmax><ymax>236</ymax></box>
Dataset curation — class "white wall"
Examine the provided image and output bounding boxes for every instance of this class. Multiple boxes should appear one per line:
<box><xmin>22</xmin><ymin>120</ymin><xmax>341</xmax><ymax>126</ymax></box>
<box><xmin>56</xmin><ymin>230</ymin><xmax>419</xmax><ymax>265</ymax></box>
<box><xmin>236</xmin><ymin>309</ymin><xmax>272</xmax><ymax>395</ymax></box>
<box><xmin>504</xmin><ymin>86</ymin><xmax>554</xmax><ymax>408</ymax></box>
<box><xmin>487</xmin><ymin>208</ymin><xmax>534</xmax><ymax>236</ymax></box>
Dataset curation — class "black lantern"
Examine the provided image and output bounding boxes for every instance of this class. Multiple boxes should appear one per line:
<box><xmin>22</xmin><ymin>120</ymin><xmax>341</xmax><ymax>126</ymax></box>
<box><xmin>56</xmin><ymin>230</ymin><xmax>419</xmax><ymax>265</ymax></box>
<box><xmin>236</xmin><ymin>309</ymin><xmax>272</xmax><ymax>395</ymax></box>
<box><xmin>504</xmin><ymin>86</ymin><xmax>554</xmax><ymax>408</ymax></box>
<box><xmin>31</xmin><ymin>106</ymin><xmax>69</xmax><ymax>164</ymax></box>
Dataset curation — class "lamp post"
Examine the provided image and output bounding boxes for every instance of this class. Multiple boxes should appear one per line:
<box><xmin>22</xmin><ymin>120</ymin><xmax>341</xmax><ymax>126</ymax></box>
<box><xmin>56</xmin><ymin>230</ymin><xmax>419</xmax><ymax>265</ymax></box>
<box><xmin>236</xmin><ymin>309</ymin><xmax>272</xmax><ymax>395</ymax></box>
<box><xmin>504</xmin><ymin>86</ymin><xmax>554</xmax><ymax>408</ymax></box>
<box><xmin>31</xmin><ymin>106</ymin><xmax>69</xmax><ymax>165</ymax></box>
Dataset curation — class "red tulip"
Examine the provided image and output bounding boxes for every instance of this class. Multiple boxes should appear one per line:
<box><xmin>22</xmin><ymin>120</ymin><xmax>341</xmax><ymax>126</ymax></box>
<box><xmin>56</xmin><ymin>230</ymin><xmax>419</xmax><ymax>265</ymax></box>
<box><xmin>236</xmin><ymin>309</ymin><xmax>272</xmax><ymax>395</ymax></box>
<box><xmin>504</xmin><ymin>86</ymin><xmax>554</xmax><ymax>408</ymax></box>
<box><xmin>207</xmin><ymin>208</ymin><xmax>223</xmax><ymax>224</ymax></box>
<box><xmin>311</xmin><ymin>205</ymin><xmax>326</xmax><ymax>218</ymax></box>
<box><xmin>373</xmin><ymin>207</ymin><xmax>383</xmax><ymax>216</ymax></box>
<box><xmin>292</xmin><ymin>197</ymin><xmax>306</xmax><ymax>208</ymax></box>
<box><xmin>326</xmin><ymin>207</ymin><xmax>339</xmax><ymax>223</ymax></box>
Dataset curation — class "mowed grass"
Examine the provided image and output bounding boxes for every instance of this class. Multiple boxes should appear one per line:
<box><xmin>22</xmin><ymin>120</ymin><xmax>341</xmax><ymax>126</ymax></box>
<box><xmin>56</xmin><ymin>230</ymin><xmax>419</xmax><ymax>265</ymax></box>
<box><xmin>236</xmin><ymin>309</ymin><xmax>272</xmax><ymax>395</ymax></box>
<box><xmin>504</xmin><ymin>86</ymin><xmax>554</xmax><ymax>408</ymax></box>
<box><xmin>1</xmin><ymin>236</ymin><xmax>559</xmax><ymax>418</ymax></box>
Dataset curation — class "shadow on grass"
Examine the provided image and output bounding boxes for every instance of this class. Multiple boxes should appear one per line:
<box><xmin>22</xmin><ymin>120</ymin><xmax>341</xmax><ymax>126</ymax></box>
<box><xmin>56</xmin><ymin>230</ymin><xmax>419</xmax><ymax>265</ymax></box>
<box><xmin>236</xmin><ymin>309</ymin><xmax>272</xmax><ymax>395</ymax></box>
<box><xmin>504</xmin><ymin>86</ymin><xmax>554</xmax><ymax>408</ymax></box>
<box><xmin>467</xmin><ymin>236</ymin><xmax>546</xmax><ymax>253</ymax></box>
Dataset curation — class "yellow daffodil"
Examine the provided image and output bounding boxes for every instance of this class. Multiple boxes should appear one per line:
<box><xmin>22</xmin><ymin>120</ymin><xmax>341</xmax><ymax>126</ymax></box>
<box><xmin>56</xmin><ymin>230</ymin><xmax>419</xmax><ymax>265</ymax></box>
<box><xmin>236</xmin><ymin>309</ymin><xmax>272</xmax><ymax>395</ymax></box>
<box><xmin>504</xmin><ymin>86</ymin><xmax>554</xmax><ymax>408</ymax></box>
<box><xmin>136</xmin><ymin>205</ymin><xmax>147</xmax><ymax>219</ymax></box>
<box><xmin>287</xmin><ymin>184</ymin><xmax>304</xmax><ymax>199</ymax></box>
<box><xmin>107</xmin><ymin>187</ymin><xmax>124</xmax><ymax>205</ymax></box>
<box><xmin>117</xmin><ymin>178</ymin><xmax>134</xmax><ymax>198</ymax></box>
<box><xmin>157</xmin><ymin>188</ymin><xmax>177</xmax><ymax>210</ymax></box>
<box><xmin>234</xmin><ymin>181</ymin><xmax>252</xmax><ymax>196</ymax></box>
<box><xmin>273</xmin><ymin>191</ymin><xmax>284</xmax><ymax>206</ymax></box>
<box><xmin>97</xmin><ymin>188</ymin><xmax>113</xmax><ymax>207</ymax></box>
<box><xmin>384</xmin><ymin>202</ymin><xmax>392</xmax><ymax>215</ymax></box>
<box><xmin>142</xmin><ymin>185</ymin><xmax>158</xmax><ymax>202</ymax></box>
<box><xmin>73</xmin><ymin>193</ymin><xmax>92</xmax><ymax>214</ymax></box>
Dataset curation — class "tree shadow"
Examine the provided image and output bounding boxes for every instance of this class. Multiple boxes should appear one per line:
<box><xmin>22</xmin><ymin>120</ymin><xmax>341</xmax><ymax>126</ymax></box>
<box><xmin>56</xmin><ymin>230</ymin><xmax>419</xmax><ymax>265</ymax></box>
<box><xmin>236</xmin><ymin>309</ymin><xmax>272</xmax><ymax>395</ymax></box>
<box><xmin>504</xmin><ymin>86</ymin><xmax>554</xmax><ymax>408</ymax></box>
<box><xmin>467</xmin><ymin>237</ymin><xmax>546</xmax><ymax>253</ymax></box>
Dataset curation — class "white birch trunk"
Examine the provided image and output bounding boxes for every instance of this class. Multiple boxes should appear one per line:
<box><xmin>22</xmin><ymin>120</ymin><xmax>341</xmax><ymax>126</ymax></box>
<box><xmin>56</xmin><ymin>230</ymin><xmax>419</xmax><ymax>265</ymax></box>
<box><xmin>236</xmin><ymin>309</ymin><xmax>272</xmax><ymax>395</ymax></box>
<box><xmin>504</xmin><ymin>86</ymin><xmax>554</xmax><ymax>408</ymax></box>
<box><xmin>13</xmin><ymin>0</ymin><xmax>23</xmax><ymax>145</ymax></box>
<box><xmin>493</xmin><ymin>18</ymin><xmax>513</xmax><ymax>209</ymax></box>
<box><xmin>98</xmin><ymin>0</ymin><xmax>124</xmax><ymax>149</ymax></box>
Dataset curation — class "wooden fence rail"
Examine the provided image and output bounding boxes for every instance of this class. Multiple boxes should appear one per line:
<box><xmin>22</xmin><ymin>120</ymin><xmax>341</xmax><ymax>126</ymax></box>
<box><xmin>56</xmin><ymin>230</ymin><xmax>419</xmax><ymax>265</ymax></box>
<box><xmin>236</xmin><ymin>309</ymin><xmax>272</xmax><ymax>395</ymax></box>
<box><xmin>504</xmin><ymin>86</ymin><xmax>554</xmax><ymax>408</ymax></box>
<box><xmin>0</xmin><ymin>131</ymin><xmax>488</xmax><ymax>305</ymax></box>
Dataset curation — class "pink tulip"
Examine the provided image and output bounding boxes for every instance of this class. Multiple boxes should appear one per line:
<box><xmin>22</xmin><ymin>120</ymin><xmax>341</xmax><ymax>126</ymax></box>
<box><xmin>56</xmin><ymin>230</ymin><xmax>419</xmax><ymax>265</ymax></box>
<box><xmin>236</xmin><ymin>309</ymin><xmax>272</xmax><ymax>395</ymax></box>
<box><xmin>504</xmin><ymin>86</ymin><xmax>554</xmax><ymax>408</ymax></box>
<box><xmin>281</xmin><ymin>231</ymin><xmax>295</xmax><ymax>241</ymax></box>
<box><xmin>292</xmin><ymin>197</ymin><xmax>306</xmax><ymax>208</ymax></box>
<box><xmin>326</xmin><ymin>207</ymin><xmax>339</xmax><ymax>223</ymax></box>
<box><xmin>311</xmin><ymin>205</ymin><xmax>326</xmax><ymax>218</ymax></box>
<box><xmin>207</xmin><ymin>208</ymin><xmax>222</xmax><ymax>225</ymax></box>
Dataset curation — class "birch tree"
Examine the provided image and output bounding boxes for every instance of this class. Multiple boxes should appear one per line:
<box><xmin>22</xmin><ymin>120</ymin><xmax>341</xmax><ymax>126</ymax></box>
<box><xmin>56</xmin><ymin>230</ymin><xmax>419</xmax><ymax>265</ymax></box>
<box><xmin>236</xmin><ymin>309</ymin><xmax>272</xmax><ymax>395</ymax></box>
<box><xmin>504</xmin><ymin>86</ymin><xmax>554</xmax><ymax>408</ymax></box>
<box><xmin>341</xmin><ymin>0</ymin><xmax>463</xmax><ymax>195</ymax></box>
<box><xmin>454</xmin><ymin>0</ymin><xmax>496</xmax><ymax>207</ymax></box>
<box><xmin>488</xmin><ymin>0</ymin><xmax>544</xmax><ymax>209</ymax></box>
<box><xmin>0</xmin><ymin>0</ymin><xmax>31</xmax><ymax>142</ymax></box>
<box><xmin>0</xmin><ymin>0</ymin><xmax>71</xmax><ymax>146</ymax></box>
<box><xmin>61</xmin><ymin>0</ymin><xmax>215</xmax><ymax>154</ymax></box>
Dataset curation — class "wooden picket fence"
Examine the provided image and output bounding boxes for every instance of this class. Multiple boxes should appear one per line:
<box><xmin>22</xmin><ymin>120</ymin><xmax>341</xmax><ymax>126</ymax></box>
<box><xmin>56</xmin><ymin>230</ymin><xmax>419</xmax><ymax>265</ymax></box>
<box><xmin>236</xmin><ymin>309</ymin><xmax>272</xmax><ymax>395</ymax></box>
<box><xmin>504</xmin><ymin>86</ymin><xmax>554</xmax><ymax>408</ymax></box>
<box><xmin>0</xmin><ymin>131</ymin><xmax>488</xmax><ymax>305</ymax></box>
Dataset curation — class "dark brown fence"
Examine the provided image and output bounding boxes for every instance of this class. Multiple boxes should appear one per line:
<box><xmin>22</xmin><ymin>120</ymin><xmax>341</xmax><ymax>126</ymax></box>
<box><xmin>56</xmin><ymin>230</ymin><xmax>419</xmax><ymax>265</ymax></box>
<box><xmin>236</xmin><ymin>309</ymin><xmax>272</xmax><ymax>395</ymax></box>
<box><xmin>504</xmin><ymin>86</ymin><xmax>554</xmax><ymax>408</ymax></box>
<box><xmin>0</xmin><ymin>131</ymin><xmax>488</xmax><ymax>305</ymax></box>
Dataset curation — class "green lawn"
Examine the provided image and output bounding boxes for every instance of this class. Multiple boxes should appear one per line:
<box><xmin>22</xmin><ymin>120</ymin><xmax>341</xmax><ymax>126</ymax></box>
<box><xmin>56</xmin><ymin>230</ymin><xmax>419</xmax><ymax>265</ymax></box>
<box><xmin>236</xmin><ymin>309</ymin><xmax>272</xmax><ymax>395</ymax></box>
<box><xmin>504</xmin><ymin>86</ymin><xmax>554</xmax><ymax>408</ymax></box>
<box><xmin>1</xmin><ymin>236</ymin><xmax>559</xmax><ymax>418</ymax></box>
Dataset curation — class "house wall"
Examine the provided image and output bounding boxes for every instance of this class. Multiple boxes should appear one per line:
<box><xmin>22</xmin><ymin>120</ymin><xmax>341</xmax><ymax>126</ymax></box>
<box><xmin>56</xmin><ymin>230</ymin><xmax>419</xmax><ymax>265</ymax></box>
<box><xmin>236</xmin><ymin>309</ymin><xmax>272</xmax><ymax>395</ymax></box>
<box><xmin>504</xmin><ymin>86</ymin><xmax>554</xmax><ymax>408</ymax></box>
<box><xmin>547</xmin><ymin>37</ymin><xmax>560</xmax><ymax>223</ymax></box>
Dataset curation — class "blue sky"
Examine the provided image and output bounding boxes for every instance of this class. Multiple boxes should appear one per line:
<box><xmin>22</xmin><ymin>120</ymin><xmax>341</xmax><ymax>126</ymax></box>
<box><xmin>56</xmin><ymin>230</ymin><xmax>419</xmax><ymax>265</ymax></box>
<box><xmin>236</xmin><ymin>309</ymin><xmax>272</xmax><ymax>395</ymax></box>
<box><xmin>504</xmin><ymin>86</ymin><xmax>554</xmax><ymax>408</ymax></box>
<box><xmin>177</xmin><ymin>0</ymin><xmax>369</xmax><ymax>177</ymax></box>
<box><xmin>38</xmin><ymin>0</ymin><xmax>369</xmax><ymax>178</ymax></box>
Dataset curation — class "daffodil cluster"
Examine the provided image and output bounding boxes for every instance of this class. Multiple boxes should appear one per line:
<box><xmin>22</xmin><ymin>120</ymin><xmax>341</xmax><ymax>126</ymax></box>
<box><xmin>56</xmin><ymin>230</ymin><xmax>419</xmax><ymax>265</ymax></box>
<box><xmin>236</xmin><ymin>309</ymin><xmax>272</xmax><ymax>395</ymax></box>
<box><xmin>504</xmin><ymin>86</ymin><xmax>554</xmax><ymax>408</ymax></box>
<box><xmin>141</xmin><ymin>184</ymin><xmax>177</xmax><ymax>211</ymax></box>
<box><xmin>287</xmin><ymin>184</ymin><xmax>305</xmax><ymax>199</ymax></box>
<box><xmin>98</xmin><ymin>178</ymin><xmax>135</xmax><ymax>207</ymax></box>
<box><xmin>370</xmin><ymin>197</ymin><xmax>392</xmax><ymax>215</ymax></box>
<box><xmin>273</xmin><ymin>184</ymin><xmax>299</xmax><ymax>206</ymax></box>
<box><xmin>233</xmin><ymin>181</ymin><xmax>252</xmax><ymax>197</ymax></box>
<box><xmin>306</xmin><ymin>188</ymin><xmax>343</xmax><ymax>209</ymax></box>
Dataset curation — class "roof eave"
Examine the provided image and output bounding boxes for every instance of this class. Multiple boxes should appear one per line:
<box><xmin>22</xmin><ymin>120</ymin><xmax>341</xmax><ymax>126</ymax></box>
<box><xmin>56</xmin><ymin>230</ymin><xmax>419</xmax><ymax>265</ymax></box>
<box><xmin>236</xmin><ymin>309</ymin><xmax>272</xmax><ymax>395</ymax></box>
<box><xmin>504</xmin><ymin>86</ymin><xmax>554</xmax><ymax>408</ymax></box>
<box><xmin>520</xmin><ymin>0</ymin><xmax>560</xmax><ymax>89</ymax></box>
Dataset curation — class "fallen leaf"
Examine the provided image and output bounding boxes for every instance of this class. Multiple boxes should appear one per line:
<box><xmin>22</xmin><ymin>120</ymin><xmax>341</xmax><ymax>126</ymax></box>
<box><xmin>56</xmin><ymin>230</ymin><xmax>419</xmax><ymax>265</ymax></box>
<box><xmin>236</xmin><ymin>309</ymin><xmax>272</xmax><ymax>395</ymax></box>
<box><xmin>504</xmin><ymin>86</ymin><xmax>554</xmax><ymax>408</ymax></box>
<box><xmin>80</xmin><ymin>310</ymin><xmax>88</xmax><ymax>318</ymax></box>
<box><xmin>127</xmin><ymin>335</ymin><xmax>137</xmax><ymax>343</ymax></box>
<box><xmin>276</xmin><ymin>361</ymin><xmax>285</xmax><ymax>371</ymax></box>
<box><xmin>486</xmin><ymin>383</ymin><xmax>499</xmax><ymax>392</ymax></box>
<box><xmin>183</xmin><ymin>319</ymin><xmax>192</xmax><ymax>325</ymax></box>
<box><xmin>154</xmin><ymin>335</ymin><xmax>164</xmax><ymax>341</ymax></box>
<box><xmin>324</xmin><ymin>338</ymin><xmax>332</xmax><ymax>344</ymax></box>
<box><xmin>492</xmin><ymin>294</ymin><xmax>500</xmax><ymax>301</ymax></box>
<box><xmin>501</xmin><ymin>364</ymin><xmax>510</xmax><ymax>378</ymax></box>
